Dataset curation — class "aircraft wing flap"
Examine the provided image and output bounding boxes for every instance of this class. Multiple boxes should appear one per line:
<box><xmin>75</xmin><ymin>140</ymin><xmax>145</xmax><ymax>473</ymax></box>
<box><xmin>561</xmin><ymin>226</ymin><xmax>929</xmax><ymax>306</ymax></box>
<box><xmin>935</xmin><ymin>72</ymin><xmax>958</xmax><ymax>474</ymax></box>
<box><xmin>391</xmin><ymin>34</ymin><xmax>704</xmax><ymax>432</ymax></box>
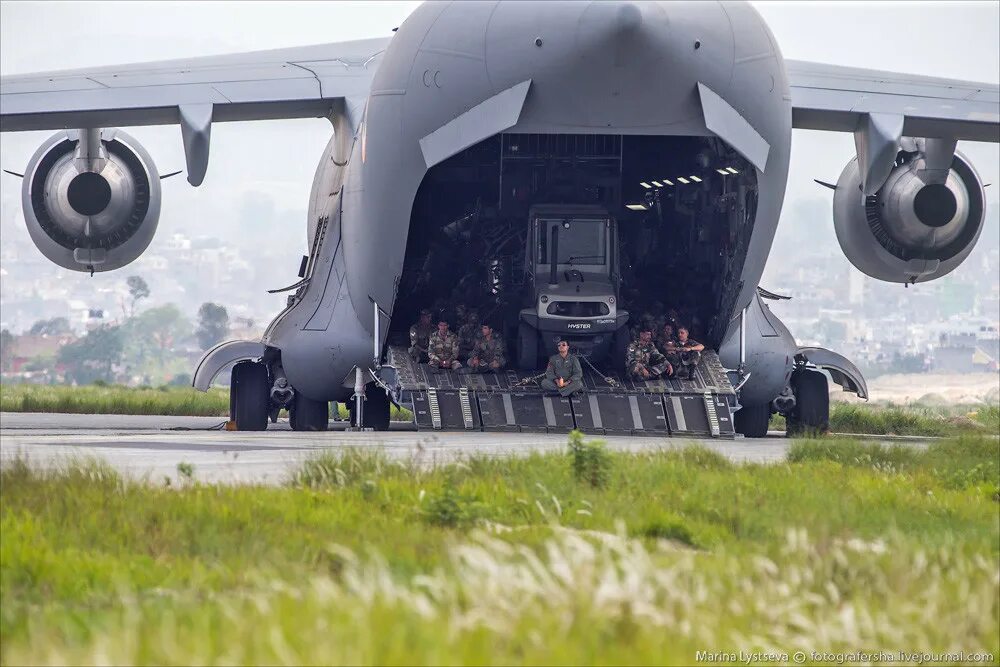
<box><xmin>0</xmin><ymin>36</ymin><xmax>392</xmax><ymax>132</ymax></box>
<box><xmin>786</xmin><ymin>59</ymin><xmax>1000</xmax><ymax>142</ymax></box>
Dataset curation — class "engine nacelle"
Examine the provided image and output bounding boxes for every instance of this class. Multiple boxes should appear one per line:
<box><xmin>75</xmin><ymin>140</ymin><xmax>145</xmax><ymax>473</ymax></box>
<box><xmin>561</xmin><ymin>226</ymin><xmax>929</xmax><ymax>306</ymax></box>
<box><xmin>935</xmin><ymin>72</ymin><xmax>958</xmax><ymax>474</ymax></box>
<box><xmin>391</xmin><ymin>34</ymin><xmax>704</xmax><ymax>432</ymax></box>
<box><xmin>832</xmin><ymin>146</ymin><xmax>985</xmax><ymax>284</ymax></box>
<box><xmin>21</xmin><ymin>128</ymin><xmax>161</xmax><ymax>273</ymax></box>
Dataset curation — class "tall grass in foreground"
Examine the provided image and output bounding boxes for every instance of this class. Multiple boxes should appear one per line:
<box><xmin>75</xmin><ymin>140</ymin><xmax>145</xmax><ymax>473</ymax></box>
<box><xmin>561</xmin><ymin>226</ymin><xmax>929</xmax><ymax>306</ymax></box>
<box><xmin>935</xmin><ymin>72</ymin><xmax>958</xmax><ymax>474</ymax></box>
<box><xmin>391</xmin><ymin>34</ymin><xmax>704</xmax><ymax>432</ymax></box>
<box><xmin>2</xmin><ymin>435</ymin><xmax>997</xmax><ymax>665</ymax></box>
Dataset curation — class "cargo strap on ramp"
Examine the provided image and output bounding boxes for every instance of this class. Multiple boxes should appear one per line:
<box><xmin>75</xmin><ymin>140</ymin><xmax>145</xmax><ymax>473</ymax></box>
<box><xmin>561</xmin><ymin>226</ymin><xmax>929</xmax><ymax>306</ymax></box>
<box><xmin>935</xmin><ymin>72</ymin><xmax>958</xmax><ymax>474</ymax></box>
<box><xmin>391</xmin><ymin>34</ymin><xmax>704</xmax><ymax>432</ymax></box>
<box><xmin>388</xmin><ymin>345</ymin><xmax>735</xmax><ymax>438</ymax></box>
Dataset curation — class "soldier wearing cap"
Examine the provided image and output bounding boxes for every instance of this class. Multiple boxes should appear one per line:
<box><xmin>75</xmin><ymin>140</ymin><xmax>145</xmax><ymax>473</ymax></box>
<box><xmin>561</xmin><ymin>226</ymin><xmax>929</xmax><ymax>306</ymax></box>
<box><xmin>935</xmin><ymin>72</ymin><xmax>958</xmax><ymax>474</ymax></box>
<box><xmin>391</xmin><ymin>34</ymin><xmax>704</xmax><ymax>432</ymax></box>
<box><xmin>408</xmin><ymin>309</ymin><xmax>434</xmax><ymax>362</ymax></box>
<box><xmin>465</xmin><ymin>323</ymin><xmax>506</xmax><ymax>373</ymax></box>
<box><xmin>626</xmin><ymin>328</ymin><xmax>672</xmax><ymax>381</ymax></box>
<box><xmin>541</xmin><ymin>340</ymin><xmax>584</xmax><ymax>396</ymax></box>
<box><xmin>427</xmin><ymin>319</ymin><xmax>462</xmax><ymax>372</ymax></box>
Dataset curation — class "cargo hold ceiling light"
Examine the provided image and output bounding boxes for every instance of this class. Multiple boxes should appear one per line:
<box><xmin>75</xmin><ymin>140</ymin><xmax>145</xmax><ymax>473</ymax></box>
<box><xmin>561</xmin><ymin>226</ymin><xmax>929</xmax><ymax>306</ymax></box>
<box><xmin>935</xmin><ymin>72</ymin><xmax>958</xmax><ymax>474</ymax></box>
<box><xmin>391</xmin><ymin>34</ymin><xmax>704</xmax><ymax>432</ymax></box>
<box><xmin>660</xmin><ymin>179</ymin><xmax>674</xmax><ymax>186</ymax></box>
<box><xmin>689</xmin><ymin>175</ymin><xmax>702</xmax><ymax>182</ymax></box>
<box><xmin>651</xmin><ymin>180</ymin><xmax>664</xmax><ymax>187</ymax></box>
<box><xmin>716</xmin><ymin>168</ymin><xmax>730</xmax><ymax>175</ymax></box>
<box><xmin>640</xmin><ymin>181</ymin><xmax>652</xmax><ymax>189</ymax></box>
<box><xmin>725</xmin><ymin>167</ymin><xmax>739</xmax><ymax>174</ymax></box>
<box><xmin>676</xmin><ymin>177</ymin><xmax>690</xmax><ymax>184</ymax></box>
<box><xmin>626</xmin><ymin>203</ymin><xmax>649</xmax><ymax>211</ymax></box>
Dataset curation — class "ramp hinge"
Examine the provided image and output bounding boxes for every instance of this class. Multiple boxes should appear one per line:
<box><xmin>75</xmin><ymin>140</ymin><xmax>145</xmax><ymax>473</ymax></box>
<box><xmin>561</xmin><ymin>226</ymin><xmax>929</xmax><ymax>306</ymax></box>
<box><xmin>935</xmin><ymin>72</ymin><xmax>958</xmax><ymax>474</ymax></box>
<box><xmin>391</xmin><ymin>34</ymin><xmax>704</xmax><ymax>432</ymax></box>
<box><xmin>704</xmin><ymin>392</ymin><xmax>720</xmax><ymax>437</ymax></box>
<box><xmin>459</xmin><ymin>388</ymin><xmax>474</xmax><ymax>429</ymax></box>
<box><xmin>427</xmin><ymin>389</ymin><xmax>442</xmax><ymax>430</ymax></box>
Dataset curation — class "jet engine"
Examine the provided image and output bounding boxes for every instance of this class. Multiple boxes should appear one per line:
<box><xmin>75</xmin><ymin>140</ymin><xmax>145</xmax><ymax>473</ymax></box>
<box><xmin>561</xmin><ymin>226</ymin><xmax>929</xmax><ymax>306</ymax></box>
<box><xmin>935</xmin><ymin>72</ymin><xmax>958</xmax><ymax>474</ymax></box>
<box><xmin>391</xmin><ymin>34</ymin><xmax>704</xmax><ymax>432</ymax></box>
<box><xmin>832</xmin><ymin>143</ymin><xmax>985</xmax><ymax>284</ymax></box>
<box><xmin>20</xmin><ymin>128</ymin><xmax>161</xmax><ymax>273</ymax></box>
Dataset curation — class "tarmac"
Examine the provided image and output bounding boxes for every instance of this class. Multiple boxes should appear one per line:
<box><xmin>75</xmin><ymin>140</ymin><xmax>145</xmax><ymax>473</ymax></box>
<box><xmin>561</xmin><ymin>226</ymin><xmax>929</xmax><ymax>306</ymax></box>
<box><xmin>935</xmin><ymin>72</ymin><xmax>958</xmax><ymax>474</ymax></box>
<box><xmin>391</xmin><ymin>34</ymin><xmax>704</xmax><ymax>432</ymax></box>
<box><xmin>0</xmin><ymin>412</ymin><xmax>927</xmax><ymax>485</ymax></box>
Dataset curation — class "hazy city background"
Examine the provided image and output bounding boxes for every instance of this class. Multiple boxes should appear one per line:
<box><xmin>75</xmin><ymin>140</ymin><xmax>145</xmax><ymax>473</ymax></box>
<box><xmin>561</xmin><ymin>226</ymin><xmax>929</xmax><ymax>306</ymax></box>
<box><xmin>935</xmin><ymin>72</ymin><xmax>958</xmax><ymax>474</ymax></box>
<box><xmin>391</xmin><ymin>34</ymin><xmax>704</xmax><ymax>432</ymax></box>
<box><xmin>1</xmin><ymin>1</ymin><xmax>997</xmax><ymax>398</ymax></box>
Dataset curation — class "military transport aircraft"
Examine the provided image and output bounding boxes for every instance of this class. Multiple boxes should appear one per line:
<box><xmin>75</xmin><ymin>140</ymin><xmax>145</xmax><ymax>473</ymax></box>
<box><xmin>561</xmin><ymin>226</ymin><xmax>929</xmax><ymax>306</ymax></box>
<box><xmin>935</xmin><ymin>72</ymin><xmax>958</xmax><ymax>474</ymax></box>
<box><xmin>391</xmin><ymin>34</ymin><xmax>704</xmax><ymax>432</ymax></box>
<box><xmin>1</xmin><ymin>1</ymin><xmax>997</xmax><ymax>437</ymax></box>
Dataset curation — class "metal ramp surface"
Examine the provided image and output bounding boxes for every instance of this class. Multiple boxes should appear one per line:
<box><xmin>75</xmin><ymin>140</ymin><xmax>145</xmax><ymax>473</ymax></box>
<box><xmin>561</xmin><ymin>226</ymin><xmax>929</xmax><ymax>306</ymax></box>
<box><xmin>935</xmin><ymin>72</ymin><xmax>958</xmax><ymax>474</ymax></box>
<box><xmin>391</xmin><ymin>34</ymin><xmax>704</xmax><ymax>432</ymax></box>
<box><xmin>388</xmin><ymin>346</ymin><xmax>735</xmax><ymax>438</ymax></box>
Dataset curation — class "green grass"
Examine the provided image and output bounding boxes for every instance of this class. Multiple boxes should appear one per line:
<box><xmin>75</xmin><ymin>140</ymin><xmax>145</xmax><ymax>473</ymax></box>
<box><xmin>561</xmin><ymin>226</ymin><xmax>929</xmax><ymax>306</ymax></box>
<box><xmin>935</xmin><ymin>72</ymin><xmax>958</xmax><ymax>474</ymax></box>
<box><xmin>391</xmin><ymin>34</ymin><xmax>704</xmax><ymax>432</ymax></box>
<box><xmin>0</xmin><ymin>384</ymin><xmax>412</xmax><ymax>421</ymax></box>
<box><xmin>770</xmin><ymin>401</ymin><xmax>1000</xmax><ymax>436</ymax></box>
<box><xmin>2</xmin><ymin>435</ymin><xmax>997</xmax><ymax>665</ymax></box>
<box><xmin>0</xmin><ymin>384</ymin><xmax>231</xmax><ymax>416</ymax></box>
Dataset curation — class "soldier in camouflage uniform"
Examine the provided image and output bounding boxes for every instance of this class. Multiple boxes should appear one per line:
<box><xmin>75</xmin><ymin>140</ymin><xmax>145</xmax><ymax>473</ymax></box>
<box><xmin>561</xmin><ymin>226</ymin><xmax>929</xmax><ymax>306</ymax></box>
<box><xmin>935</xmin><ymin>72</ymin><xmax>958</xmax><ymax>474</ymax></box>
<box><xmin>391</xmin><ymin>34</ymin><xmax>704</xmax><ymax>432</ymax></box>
<box><xmin>541</xmin><ymin>340</ymin><xmax>584</xmax><ymax>396</ymax></box>
<box><xmin>456</xmin><ymin>308</ymin><xmax>481</xmax><ymax>361</ymax></box>
<box><xmin>630</xmin><ymin>310</ymin><xmax>659</xmax><ymax>340</ymax></box>
<box><xmin>427</xmin><ymin>320</ymin><xmax>462</xmax><ymax>372</ymax></box>
<box><xmin>408</xmin><ymin>309</ymin><xmax>434</xmax><ymax>362</ymax></box>
<box><xmin>664</xmin><ymin>326</ymin><xmax>704</xmax><ymax>380</ymax></box>
<box><xmin>465</xmin><ymin>323</ymin><xmax>506</xmax><ymax>372</ymax></box>
<box><xmin>656</xmin><ymin>322</ymin><xmax>677</xmax><ymax>351</ymax></box>
<box><xmin>626</xmin><ymin>328</ymin><xmax>672</xmax><ymax>381</ymax></box>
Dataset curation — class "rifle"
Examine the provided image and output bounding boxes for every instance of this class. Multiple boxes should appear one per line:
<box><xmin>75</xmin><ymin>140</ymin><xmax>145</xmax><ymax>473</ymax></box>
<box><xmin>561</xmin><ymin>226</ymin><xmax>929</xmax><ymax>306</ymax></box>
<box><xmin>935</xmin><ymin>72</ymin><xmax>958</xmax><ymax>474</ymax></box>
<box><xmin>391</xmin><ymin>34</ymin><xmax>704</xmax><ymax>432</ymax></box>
<box><xmin>512</xmin><ymin>372</ymin><xmax>547</xmax><ymax>388</ymax></box>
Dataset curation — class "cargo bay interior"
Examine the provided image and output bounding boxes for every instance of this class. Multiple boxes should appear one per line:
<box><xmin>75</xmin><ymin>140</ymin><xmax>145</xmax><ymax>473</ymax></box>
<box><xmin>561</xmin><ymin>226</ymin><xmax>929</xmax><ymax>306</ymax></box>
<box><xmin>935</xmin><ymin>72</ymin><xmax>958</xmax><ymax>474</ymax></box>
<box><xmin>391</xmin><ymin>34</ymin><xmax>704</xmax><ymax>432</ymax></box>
<box><xmin>390</xmin><ymin>132</ymin><xmax>757</xmax><ymax>364</ymax></box>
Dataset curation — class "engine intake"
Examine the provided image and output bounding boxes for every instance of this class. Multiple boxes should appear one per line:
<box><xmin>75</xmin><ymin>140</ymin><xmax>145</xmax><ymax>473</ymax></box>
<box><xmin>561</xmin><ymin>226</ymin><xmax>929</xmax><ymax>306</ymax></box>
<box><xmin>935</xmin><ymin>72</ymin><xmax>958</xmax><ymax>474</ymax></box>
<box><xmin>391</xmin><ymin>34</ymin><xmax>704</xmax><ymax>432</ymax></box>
<box><xmin>832</xmin><ymin>145</ymin><xmax>985</xmax><ymax>284</ymax></box>
<box><xmin>21</xmin><ymin>128</ymin><xmax>161</xmax><ymax>273</ymax></box>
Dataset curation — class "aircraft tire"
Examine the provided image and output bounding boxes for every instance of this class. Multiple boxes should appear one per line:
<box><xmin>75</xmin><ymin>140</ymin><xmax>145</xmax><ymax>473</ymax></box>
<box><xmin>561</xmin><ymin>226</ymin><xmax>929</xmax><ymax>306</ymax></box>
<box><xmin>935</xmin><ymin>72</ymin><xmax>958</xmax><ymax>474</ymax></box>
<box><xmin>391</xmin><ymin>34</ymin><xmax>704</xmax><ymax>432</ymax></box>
<box><xmin>734</xmin><ymin>403</ymin><xmax>770</xmax><ymax>438</ymax></box>
<box><xmin>349</xmin><ymin>386</ymin><xmax>391</xmax><ymax>431</ymax></box>
<box><xmin>231</xmin><ymin>361</ymin><xmax>269</xmax><ymax>431</ymax></box>
<box><xmin>289</xmin><ymin>393</ymin><xmax>329</xmax><ymax>431</ymax></box>
<box><xmin>517</xmin><ymin>322</ymin><xmax>538</xmax><ymax>371</ymax></box>
<box><xmin>786</xmin><ymin>368</ymin><xmax>829</xmax><ymax>436</ymax></box>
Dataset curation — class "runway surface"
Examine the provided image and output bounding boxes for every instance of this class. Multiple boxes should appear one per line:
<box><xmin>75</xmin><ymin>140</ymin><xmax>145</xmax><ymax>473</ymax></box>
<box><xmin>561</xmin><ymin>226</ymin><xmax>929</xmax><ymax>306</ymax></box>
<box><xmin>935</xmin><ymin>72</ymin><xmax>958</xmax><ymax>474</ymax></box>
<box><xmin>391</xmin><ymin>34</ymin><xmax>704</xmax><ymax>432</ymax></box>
<box><xmin>0</xmin><ymin>412</ymin><xmax>926</xmax><ymax>485</ymax></box>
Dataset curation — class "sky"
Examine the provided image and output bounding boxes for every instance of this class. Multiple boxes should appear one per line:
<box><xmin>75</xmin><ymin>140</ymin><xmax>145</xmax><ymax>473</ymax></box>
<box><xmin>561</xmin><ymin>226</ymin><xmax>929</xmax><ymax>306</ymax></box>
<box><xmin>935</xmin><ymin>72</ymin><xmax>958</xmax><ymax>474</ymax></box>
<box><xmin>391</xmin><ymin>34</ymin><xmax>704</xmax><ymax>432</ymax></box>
<box><xmin>0</xmin><ymin>1</ymin><xmax>998</xmax><ymax>320</ymax></box>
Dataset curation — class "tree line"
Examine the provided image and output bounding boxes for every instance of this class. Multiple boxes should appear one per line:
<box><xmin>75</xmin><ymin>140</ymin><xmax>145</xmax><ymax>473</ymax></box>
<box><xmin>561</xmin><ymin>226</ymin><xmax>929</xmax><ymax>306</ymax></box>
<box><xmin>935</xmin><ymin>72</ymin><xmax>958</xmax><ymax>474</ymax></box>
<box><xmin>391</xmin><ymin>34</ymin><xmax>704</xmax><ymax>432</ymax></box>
<box><xmin>0</xmin><ymin>275</ymin><xmax>234</xmax><ymax>385</ymax></box>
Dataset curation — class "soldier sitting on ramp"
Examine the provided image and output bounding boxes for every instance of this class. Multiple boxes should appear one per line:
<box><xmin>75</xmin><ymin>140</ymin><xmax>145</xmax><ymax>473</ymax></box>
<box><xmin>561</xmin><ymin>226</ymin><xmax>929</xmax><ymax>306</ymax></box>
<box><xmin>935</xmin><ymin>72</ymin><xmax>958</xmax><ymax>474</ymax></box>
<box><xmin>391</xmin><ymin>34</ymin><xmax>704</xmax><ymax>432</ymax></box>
<box><xmin>664</xmin><ymin>325</ymin><xmax>705</xmax><ymax>380</ymax></box>
<box><xmin>463</xmin><ymin>322</ymin><xmax>506</xmax><ymax>373</ymax></box>
<box><xmin>456</xmin><ymin>308</ymin><xmax>482</xmax><ymax>361</ymax></box>
<box><xmin>626</xmin><ymin>328</ymin><xmax>673</xmax><ymax>381</ymax></box>
<box><xmin>408</xmin><ymin>309</ymin><xmax>434</xmax><ymax>362</ymax></box>
<box><xmin>541</xmin><ymin>340</ymin><xmax>584</xmax><ymax>396</ymax></box>
<box><xmin>657</xmin><ymin>322</ymin><xmax>677</xmax><ymax>350</ymax></box>
<box><xmin>427</xmin><ymin>319</ymin><xmax>462</xmax><ymax>372</ymax></box>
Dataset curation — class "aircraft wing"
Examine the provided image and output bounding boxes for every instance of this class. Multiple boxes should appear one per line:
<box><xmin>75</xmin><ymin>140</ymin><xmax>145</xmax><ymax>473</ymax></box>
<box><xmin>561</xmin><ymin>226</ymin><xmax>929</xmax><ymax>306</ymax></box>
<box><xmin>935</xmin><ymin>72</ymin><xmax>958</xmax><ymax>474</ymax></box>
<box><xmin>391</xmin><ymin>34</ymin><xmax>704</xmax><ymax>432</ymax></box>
<box><xmin>0</xmin><ymin>37</ymin><xmax>392</xmax><ymax>133</ymax></box>
<box><xmin>786</xmin><ymin>59</ymin><xmax>1000</xmax><ymax>142</ymax></box>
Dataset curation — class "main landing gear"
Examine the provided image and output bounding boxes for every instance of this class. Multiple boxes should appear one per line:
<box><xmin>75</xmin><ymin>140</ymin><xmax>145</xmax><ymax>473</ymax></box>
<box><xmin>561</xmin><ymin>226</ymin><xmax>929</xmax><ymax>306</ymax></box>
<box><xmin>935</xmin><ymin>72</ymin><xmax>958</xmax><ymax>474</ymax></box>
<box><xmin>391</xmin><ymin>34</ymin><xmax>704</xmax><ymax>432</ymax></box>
<box><xmin>734</xmin><ymin>402</ymin><xmax>771</xmax><ymax>438</ymax></box>
<box><xmin>230</xmin><ymin>361</ymin><xmax>269</xmax><ymax>431</ymax></box>
<box><xmin>289</xmin><ymin>393</ymin><xmax>329</xmax><ymax>431</ymax></box>
<box><xmin>230</xmin><ymin>360</ymin><xmax>333</xmax><ymax>431</ymax></box>
<box><xmin>785</xmin><ymin>368</ymin><xmax>830</xmax><ymax>436</ymax></box>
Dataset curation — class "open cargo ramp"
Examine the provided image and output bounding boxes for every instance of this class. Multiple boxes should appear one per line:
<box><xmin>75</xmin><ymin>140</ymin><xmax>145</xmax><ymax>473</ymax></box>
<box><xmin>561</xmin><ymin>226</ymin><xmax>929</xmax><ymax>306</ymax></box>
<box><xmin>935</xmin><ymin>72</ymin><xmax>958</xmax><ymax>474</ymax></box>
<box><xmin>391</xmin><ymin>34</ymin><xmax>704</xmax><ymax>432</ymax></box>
<box><xmin>388</xmin><ymin>346</ymin><xmax>736</xmax><ymax>438</ymax></box>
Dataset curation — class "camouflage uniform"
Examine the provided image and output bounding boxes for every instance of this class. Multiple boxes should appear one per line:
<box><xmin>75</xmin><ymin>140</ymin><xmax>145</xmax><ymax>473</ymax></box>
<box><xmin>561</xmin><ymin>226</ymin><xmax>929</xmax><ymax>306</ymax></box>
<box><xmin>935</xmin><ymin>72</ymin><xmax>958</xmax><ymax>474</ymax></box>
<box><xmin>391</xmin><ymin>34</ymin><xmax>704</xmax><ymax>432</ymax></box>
<box><xmin>408</xmin><ymin>318</ymin><xmax>435</xmax><ymax>362</ymax></box>
<box><xmin>626</xmin><ymin>339</ymin><xmax>671</xmax><ymax>380</ymax></box>
<box><xmin>467</xmin><ymin>334</ymin><xmax>506</xmax><ymax>372</ymax></box>
<box><xmin>427</xmin><ymin>330</ymin><xmax>462</xmax><ymax>371</ymax></box>
<box><xmin>665</xmin><ymin>339</ymin><xmax>702</xmax><ymax>380</ymax></box>
<box><xmin>541</xmin><ymin>353</ymin><xmax>584</xmax><ymax>396</ymax></box>
<box><xmin>457</xmin><ymin>311</ymin><xmax>481</xmax><ymax>360</ymax></box>
<box><xmin>656</xmin><ymin>327</ymin><xmax>677</xmax><ymax>351</ymax></box>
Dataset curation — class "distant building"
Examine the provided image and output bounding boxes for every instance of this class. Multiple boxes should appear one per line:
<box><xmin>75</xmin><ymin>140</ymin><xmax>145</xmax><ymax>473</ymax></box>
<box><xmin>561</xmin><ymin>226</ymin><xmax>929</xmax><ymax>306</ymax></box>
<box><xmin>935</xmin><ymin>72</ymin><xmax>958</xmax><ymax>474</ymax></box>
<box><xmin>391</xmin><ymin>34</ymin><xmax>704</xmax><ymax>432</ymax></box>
<box><xmin>932</xmin><ymin>330</ymin><xmax>998</xmax><ymax>373</ymax></box>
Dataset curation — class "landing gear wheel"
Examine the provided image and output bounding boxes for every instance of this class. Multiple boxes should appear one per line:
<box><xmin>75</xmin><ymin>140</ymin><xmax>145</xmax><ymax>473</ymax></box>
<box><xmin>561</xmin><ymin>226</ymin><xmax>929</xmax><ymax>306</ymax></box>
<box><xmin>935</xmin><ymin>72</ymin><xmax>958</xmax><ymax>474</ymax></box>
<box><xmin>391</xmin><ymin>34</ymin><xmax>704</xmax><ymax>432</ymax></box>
<box><xmin>611</xmin><ymin>327</ymin><xmax>629</xmax><ymax>373</ymax></box>
<box><xmin>734</xmin><ymin>403</ymin><xmax>770</xmax><ymax>438</ymax></box>
<box><xmin>231</xmin><ymin>361</ymin><xmax>269</xmax><ymax>431</ymax></box>
<box><xmin>517</xmin><ymin>321</ymin><xmax>538</xmax><ymax>371</ymax></box>
<box><xmin>787</xmin><ymin>368</ymin><xmax>830</xmax><ymax>436</ymax></box>
<box><xmin>289</xmin><ymin>393</ymin><xmax>329</xmax><ymax>431</ymax></box>
<box><xmin>349</xmin><ymin>385</ymin><xmax>391</xmax><ymax>431</ymax></box>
